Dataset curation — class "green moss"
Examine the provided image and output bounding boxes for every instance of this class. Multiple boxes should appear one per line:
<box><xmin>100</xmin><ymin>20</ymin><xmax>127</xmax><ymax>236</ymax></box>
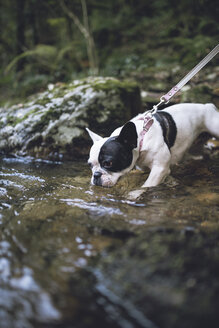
<box><xmin>30</xmin><ymin>107</ymin><xmax>60</xmax><ymax>133</ymax></box>
<box><xmin>7</xmin><ymin>107</ymin><xmax>41</xmax><ymax>127</ymax></box>
<box><xmin>35</xmin><ymin>97</ymin><xmax>51</xmax><ymax>106</ymax></box>
<box><xmin>91</xmin><ymin>78</ymin><xmax>138</xmax><ymax>93</ymax></box>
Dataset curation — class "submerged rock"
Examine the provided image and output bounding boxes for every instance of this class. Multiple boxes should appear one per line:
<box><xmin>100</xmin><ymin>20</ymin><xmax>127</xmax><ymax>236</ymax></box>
<box><xmin>0</xmin><ymin>77</ymin><xmax>141</xmax><ymax>160</ymax></box>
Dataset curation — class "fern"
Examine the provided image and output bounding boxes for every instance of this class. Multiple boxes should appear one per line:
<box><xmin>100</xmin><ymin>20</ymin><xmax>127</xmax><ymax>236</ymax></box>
<box><xmin>5</xmin><ymin>45</ymin><xmax>58</xmax><ymax>73</ymax></box>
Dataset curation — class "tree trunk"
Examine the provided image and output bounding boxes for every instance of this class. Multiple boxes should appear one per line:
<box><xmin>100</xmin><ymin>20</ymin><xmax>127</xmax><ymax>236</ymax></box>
<box><xmin>60</xmin><ymin>0</ymin><xmax>99</xmax><ymax>75</ymax></box>
<box><xmin>15</xmin><ymin>0</ymin><xmax>26</xmax><ymax>71</ymax></box>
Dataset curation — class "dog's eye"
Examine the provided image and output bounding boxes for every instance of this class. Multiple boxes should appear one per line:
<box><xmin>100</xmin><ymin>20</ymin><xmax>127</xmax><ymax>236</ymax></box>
<box><xmin>103</xmin><ymin>160</ymin><xmax>113</xmax><ymax>169</ymax></box>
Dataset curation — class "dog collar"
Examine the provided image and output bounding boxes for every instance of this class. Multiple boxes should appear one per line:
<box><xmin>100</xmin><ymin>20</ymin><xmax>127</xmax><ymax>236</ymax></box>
<box><xmin>138</xmin><ymin>113</ymin><xmax>154</xmax><ymax>151</ymax></box>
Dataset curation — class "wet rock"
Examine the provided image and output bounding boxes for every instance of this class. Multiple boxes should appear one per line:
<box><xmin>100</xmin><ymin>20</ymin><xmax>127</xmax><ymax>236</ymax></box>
<box><xmin>0</xmin><ymin>77</ymin><xmax>142</xmax><ymax>160</ymax></box>
<box><xmin>195</xmin><ymin>192</ymin><xmax>219</xmax><ymax>205</ymax></box>
<box><xmin>203</xmin><ymin>138</ymin><xmax>219</xmax><ymax>159</ymax></box>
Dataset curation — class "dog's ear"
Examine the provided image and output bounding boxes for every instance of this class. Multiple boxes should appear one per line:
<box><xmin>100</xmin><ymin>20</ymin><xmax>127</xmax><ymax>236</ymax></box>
<box><xmin>86</xmin><ymin>128</ymin><xmax>103</xmax><ymax>143</ymax></box>
<box><xmin>117</xmin><ymin>122</ymin><xmax>137</xmax><ymax>149</ymax></box>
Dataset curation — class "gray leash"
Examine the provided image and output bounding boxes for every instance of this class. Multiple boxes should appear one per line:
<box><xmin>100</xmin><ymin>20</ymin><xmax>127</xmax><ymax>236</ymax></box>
<box><xmin>150</xmin><ymin>43</ymin><xmax>219</xmax><ymax>114</ymax></box>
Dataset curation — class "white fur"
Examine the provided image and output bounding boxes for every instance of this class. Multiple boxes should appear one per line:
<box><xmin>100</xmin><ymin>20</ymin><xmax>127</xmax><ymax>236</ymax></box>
<box><xmin>87</xmin><ymin>103</ymin><xmax>219</xmax><ymax>192</ymax></box>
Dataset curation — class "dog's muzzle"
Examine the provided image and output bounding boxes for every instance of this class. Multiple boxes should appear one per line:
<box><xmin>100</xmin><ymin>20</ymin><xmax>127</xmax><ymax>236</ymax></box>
<box><xmin>93</xmin><ymin>171</ymin><xmax>102</xmax><ymax>186</ymax></box>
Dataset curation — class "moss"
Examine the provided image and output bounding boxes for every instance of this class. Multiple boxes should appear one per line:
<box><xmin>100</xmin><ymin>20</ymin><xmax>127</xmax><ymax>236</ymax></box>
<box><xmin>91</xmin><ymin>78</ymin><xmax>138</xmax><ymax>94</ymax></box>
<box><xmin>31</xmin><ymin>107</ymin><xmax>60</xmax><ymax>132</ymax></box>
<box><xmin>7</xmin><ymin>107</ymin><xmax>41</xmax><ymax>127</ymax></box>
<box><xmin>35</xmin><ymin>97</ymin><xmax>51</xmax><ymax>106</ymax></box>
<box><xmin>0</xmin><ymin>76</ymin><xmax>142</xmax><ymax>159</ymax></box>
<box><xmin>7</xmin><ymin>115</ymin><xmax>16</xmax><ymax>126</ymax></box>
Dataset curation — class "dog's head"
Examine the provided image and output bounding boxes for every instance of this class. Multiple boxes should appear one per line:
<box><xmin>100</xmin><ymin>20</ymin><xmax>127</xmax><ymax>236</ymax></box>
<box><xmin>86</xmin><ymin>122</ymin><xmax>138</xmax><ymax>187</ymax></box>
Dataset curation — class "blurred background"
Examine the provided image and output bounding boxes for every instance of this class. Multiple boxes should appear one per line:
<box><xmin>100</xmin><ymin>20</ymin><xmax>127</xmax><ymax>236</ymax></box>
<box><xmin>0</xmin><ymin>0</ymin><xmax>218</xmax><ymax>105</ymax></box>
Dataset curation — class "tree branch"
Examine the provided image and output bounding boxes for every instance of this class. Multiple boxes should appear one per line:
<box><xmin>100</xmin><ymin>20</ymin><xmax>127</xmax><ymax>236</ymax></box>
<box><xmin>60</xmin><ymin>0</ymin><xmax>89</xmax><ymax>39</ymax></box>
<box><xmin>60</xmin><ymin>0</ymin><xmax>99</xmax><ymax>75</ymax></box>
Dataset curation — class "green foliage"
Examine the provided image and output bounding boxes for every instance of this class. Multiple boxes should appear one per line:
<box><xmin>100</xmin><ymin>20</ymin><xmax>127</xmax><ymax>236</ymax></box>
<box><xmin>5</xmin><ymin>45</ymin><xmax>58</xmax><ymax>73</ymax></box>
<box><xmin>0</xmin><ymin>0</ymin><xmax>218</xmax><ymax>105</ymax></box>
<box><xmin>172</xmin><ymin>35</ymin><xmax>216</xmax><ymax>65</ymax></box>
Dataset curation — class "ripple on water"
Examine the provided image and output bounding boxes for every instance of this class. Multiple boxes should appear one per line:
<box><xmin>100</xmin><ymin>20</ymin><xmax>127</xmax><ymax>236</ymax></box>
<box><xmin>1</xmin><ymin>171</ymin><xmax>45</xmax><ymax>183</ymax></box>
<box><xmin>0</xmin><ymin>240</ymin><xmax>60</xmax><ymax>326</ymax></box>
<box><xmin>0</xmin><ymin>187</ymin><xmax>7</xmax><ymax>196</ymax></box>
<box><xmin>0</xmin><ymin>179</ymin><xmax>25</xmax><ymax>190</ymax></box>
<box><xmin>60</xmin><ymin>198</ymin><xmax>124</xmax><ymax>216</ymax></box>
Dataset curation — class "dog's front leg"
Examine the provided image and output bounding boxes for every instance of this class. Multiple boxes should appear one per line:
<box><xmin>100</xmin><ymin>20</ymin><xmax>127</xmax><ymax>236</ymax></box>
<box><xmin>142</xmin><ymin>164</ymin><xmax>170</xmax><ymax>188</ymax></box>
<box><xmin>128</xmin><ymin>163</ymin><xmax>171</xmax><ymax>200</ymax></box>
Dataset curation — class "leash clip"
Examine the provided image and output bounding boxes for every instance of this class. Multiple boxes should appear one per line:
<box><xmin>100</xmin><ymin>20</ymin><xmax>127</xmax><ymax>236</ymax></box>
<box><xmin>149</xmin><ymin>97</ymin><xmax>165</xmax><ymax>115</ymax></box>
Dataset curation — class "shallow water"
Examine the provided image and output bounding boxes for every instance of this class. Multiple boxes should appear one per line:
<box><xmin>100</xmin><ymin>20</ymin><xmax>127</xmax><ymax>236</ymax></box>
<box><xmin>0</xmin><ymin>153</ymin><xmax>219</xmax><ymax>328</ymax></box>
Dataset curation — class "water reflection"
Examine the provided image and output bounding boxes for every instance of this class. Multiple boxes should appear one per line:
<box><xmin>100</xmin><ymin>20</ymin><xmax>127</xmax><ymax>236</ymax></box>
<box><xmin>0</xmin><ymin>239</ymin><xmax>60</xmax><ymax>328</ymax></box>
<box><xmin>0</xmin><ymin>154</ymin><xmax>218</xmax><ymax>327</ymax></box>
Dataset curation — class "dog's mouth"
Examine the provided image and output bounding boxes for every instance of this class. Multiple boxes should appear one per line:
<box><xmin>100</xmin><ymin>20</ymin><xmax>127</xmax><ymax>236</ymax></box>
<box><xmin>93</xmin><ymin>176</ymin><xmax>102</xmax><ymax>186</ymax></box>
<box><xmin>92</xmin><ymin>174</ymin><xmax>116</xmax><ymax>187</ymax></box>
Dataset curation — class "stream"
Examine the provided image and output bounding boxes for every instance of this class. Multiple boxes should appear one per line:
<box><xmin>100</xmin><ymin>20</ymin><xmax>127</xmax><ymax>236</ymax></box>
<box><xmin>0</xmin><ymin>151</ymin><xmax>219</xmax><ymax>328</ymax></box>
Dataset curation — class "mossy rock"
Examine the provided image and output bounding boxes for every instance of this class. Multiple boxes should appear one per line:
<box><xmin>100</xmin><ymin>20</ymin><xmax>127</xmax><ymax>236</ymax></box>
<box><xmin>0</xmin><ymin>77</ymin><xmax>142</xmax><ymax>160</ymax></box>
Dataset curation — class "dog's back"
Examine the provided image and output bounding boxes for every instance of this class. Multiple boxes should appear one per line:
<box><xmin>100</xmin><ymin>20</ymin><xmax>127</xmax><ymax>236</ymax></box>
<box><xmin>164</xmin><ymin>103</ymin><xmax>219</xmax><ymax>164</ymax></box>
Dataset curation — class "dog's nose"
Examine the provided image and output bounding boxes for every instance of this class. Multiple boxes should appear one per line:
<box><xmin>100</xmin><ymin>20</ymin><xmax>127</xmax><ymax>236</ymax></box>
<box><xmin>94</xmin><ymin>171</ymin><xmax>102</xmax><ymax>179</ymax></box>
<box><xmin>93</xmin><ymin>171</ymin><xmax>102</xmax><ymax>186</ymax></box>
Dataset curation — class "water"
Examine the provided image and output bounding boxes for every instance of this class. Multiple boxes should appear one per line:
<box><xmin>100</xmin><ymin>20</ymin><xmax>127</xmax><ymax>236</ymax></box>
<box><xmin>0</xmin><ymin>153</ymin><xmax>219</xmax><ymax>328</ymax></box>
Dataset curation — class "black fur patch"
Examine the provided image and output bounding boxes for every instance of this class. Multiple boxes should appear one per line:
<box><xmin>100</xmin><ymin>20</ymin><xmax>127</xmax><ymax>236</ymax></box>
<box><xmin>154</xmin><ymin>111</ymin><xmax>177</xmax><ymax>149</ymax></box>
<box><xmin>98</xmin><ymin>137</ymin><xmax>133</xmax><ymax>172</ymax></box>
<box><xmin>98</xmin><ymin>122</ymin><xmax>137</xmax><ymax>172</ymax></box>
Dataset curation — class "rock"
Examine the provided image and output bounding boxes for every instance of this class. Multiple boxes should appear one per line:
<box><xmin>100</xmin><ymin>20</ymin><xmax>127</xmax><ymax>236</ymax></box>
<box><xmin>0</xmin><ymin>77</ymin><xmax>142</xmax><ymax>160</ymax></box>
<box><xmin>195</xmin><ymin>192</ymin><xmax>219</xmax><ymax>205</ymax></box>
<box><xmin>204</xmin><ymin>137</ymin><xmax>219</xmax><ymax>158</ymax></box>
<box><xmin>204</xmin><ymin>138</ymin><xmax>219</xmax><ymax>150</ymax></box>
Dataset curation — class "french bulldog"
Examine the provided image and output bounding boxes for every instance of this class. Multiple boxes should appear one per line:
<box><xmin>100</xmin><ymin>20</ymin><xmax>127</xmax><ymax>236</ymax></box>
<box><xmin>86</xmin><ymin>103</ymin><xmax>219</xmax><ymax>197</ymax></box>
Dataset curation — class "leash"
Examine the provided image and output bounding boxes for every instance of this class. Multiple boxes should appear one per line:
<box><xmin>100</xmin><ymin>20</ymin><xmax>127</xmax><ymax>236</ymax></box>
<box><xmin>138</xmin><ymin>44</ymin><xmax>219</xmax><ymax>151</ymax></box>
<box><xmin>148</xmin><ymin>43</ymin><xmax>219</xmax><ymax>115</ymax></box>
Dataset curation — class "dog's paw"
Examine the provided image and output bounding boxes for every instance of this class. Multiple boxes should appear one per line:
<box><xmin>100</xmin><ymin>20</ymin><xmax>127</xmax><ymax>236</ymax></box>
<box><xmin>127</xmin><ymin>189</ymin><xmax>146</xmax><ymax>200</ymax></box>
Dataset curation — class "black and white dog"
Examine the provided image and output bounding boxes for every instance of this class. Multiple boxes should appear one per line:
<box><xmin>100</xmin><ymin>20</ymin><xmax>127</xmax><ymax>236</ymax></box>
<box><xmin>87</xmin><ymin>103</ymin><xmax>219</xmax><ymax>197</ymax></box>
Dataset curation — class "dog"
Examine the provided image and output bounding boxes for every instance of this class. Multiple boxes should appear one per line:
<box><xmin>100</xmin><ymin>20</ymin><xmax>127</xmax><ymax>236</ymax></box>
<box><xmin>86</xmin><ymin>103</ymin><xmax>219</xmax><ymax>197</ymax></box>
